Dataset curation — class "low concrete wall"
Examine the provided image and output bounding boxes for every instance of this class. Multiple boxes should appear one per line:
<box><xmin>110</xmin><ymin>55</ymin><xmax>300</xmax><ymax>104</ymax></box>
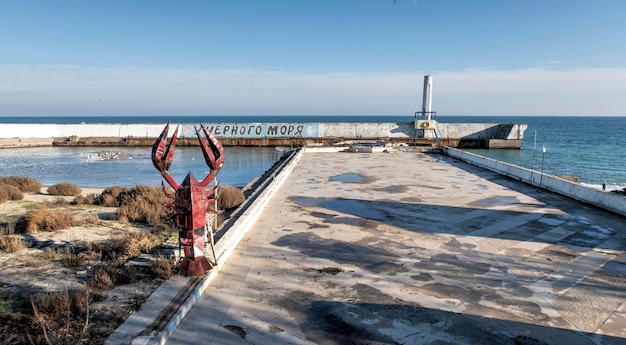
<box><xmin>443</xmin><ymin>147</ymin><xmax>626</xmax><ymax>217</ymax></box>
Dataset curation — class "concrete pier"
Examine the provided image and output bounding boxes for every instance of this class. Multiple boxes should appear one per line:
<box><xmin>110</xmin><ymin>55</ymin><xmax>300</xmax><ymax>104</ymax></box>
<box><xmin>0</xmin><ymin>121</ymin><xmax>527</xmax><ymax>149</ymax></box>
<box><xmin>114</xmin><ymin>148</ymin><xmax>626</xmax><ymax>345</ymax></box>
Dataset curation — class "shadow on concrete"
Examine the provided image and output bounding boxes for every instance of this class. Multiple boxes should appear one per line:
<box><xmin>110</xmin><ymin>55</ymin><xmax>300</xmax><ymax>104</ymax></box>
<box><xmin>271</xmin><ymin>288</ymin><xmax>622</xmax><ymax>345</ymax></box>
<box><xmin>287</xmin><ymin>195</ymin><xmax>624</xmax><ymax>252</ymax></box>
<box><xmin>272</xmin><ymin>191</ymin><xmax>626</xmax><ymax>344</ymax></box>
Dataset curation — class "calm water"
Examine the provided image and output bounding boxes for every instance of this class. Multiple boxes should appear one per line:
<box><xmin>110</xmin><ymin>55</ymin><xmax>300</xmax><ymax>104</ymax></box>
<box><xmin>0</xmin><ymin>146</ymin><xmax>282</xmax><ymax>188</ymax></box>
<box><xmin>0</xmin><ymin>115</ymin><xmax>624</xmax><ymax>190</ymax></box>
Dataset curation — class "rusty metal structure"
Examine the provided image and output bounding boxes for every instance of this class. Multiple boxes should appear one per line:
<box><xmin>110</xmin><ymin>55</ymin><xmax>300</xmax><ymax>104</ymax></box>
<box><xmin>152</xmin><ymin>122</ymin><xmax>225</xmax><ymax>276</ymax></box>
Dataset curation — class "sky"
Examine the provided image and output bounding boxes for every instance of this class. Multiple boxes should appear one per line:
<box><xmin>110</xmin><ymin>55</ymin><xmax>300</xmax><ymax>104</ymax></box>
<box><xmin>1</xmin><ymin>0</ymin><xmax>626</xmax><ymax>117</ymax></box>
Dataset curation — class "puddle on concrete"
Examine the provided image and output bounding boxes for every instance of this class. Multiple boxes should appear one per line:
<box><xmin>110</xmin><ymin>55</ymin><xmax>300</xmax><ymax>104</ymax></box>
<box><xmin>472</xmin><ymin>196</ymin><xmax>519</xmax><ymax>206</ymax></box>
<box><xmin>329</xmin><ymin>173</ymin><xmax>365</xmax><ymax>183</ymax></box>
<box><xmin>289</xmin><ymin>197</ymin><xmax>388</xmax><ymax>221</ymax></box>
<box><xmin>378</xmin><ymin>185</ymin><xmax>409</xmax><ymax>193</ymax></box>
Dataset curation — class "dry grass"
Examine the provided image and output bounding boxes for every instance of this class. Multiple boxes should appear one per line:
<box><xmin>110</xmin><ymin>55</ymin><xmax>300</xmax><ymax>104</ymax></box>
<box><xmin>22</xmin><ymin>208</ymin><xmax>76</xmax><ymax>233</ymax></box>
<box><xmin>0</xmin><ymin>184</ymin><xmax>24</xmax><ymax>204</ymax></box>
<box><xmin>28</xmin><ymin>287</ymin><xmax>93</xmax><ymax>343</ymax></box>
<box><xmin>0</xmin><ymin>235</ymin><xmax>25</xmax><ymax>253</ymax></box>
<box><xmin>0</xmin><ymin>175</ymin><xmax>42</xmax><ymax>193</ymax></box>
<box><xmin>108</xmin><ymin>231</ymin><xmax>158</xmax><ymax>259</ymax></box>
<box><xmin>48</xmin><ymin>183</ymin><xmax>82</xmax><ymax>197</ymax></box>
<box><xmin>0</xmin><ymin>178</ymin><xmax>249</xmax><ymax>343</ymax></box>
<box><xmin>217</xmin><ymin>185</ymin><xmax>246</xmax><ymax>211</ymax></box>
<box><xmin>114</xmin><ymin>185</ymin><xmax>172</xmax><ymax>226</ymax></box>
<box><xmin>152</xmin><ymin>256</ymin><xmax>175</xmax><ymax>280</ymax></box>
<box><xmin>61</xmin><ymin>248</ymin><xmax>85</xmax><ymax>268</ymax></box>
<box><xmin>0</xmin><ymin>182</ymin><xmax>194</xmax><ymax>344</ymax></box>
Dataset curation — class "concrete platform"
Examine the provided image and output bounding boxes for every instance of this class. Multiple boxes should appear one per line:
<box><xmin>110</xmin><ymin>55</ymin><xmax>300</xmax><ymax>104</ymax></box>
<box><xmin>156</xmin><ymin>150</ymin><xmax>626</xmax><ymax>344</ymax></box>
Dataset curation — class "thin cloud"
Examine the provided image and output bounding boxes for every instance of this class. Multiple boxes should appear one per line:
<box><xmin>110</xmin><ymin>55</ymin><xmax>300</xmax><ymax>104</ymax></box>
<box><xmin>1</xmin><ymin>65</ymin><xmax>625</xmax><ymax>116</ymax></box>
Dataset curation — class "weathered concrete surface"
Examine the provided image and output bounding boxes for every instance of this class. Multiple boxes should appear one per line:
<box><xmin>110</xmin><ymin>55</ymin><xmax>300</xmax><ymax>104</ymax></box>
<box><xmin>167</xmin><ymin>151</ymin><xmax>626</xmax><ymax>344</ymax></box>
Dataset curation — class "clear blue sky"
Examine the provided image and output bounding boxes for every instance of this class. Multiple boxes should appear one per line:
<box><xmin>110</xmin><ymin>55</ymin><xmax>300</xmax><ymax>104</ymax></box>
<box><xmin>1</xmin><ymin>0</ymin><xmax>625</xmax><ymax>116</ymax></box>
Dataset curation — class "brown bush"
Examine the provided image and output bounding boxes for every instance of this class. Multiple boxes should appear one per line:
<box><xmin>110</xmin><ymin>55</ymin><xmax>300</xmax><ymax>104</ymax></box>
<box><xmin>0</xmin><ymin>235</ymin><xmax>25</xmax><ymax>253</ymax></box>
<box><xmin>108</xmin><ymin>231</ymin><xmax>157</xmax><ymax>259</ymax></box>
<box><xmin>89</xmin><ymin>267</ymin><xmax>115</xmax><ymax>290</ymax></box>
<box><xmin>73</xmin><ymin>193</ymin><xmax>98</xmax><ymax>205</ymax></box>
<box><xmin>30</xmin><ymin>287</ymin><xmax>92</xmax><ymax>332</ymax></box>
<box><xmin>22</xmin><ymin>208</ymin><xmax>76</xmax><ymax>233</ymax></box>
<box><xmin>114</xmin><ymin>185</ymin><xmax>171</xmax><ymax>226</ymax></box>
<box><xmin>62</xmin><ymin>247</ymin><xmax>85</xmax><ymax>268</ymax></box>
<box><xmin>96</xmin><ymin>186</ymin><xmax>130</xmax><ymax>207</ymax></box>
<box><xmin>152</xmin><ymin>256</ymin><xmax>174</xmax><ymax>280</ymax></box>
<box><xmin>217</xmin><ymin>185</ymin><xmax>245</xmax><ymax>211</ymax></box>
<box><xmin>48</xmin><ymin>183</ymin><xmax>82</xmax><ymax>196</ymax></box>
<box><xmin>0</xmin><ymin>175</ymin><xmax>42</xmax><ymax>193</ymax></box>
<box><xmin>0</xmin><ymin>184</ymin><xmax>24</xmax><ymax>203</ymax></box>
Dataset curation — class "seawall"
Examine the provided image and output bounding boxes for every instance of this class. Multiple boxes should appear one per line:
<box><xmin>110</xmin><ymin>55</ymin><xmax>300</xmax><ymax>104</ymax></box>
<box><xmin>443</xmin><ymin>147</ymin><xmax>626</xmax><ymax>217</ymax></box>
<box><xmin>0</xmin><ymin>122</ymin><xmax>527</xmax><ymax>149</ymax></box>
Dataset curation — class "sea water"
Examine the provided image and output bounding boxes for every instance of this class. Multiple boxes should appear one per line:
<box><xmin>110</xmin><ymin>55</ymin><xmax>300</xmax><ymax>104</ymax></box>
<box><xmin>0</xmin><ymin>115</ymin><xmax>624</xmax><ymax>190</ymax></box>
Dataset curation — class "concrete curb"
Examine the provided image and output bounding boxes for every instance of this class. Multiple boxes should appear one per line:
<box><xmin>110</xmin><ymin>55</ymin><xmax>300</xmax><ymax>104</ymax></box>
<box><xmin>105</xmin><ymin>149</ymin><xmax>304</xmax><ymax>345</ymax></box>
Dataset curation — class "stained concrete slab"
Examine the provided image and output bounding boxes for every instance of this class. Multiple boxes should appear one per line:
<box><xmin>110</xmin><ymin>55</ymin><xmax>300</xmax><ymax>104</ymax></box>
<box><xmin>164</xmin><ymin>150</ymin><xmax>626</xmax><ymax>345</ymax></box>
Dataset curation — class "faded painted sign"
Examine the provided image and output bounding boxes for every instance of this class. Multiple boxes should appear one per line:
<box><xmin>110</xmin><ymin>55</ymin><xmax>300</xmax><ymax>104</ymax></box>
<box><xmin>179</xmin><ymin>123</ymin><xmax>320</xmax><ymax>138</ymax></box>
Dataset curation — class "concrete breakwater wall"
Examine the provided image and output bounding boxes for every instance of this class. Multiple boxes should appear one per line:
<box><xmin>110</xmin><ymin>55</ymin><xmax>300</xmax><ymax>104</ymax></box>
<box><xmin>0</xmin><ymin>122</ymin><xmax>527</xmax><ymax>148</ymax></box>
<box><xmin>443</xmin><ymin>147</ymin><xmax>626</xmax><ymax>217</ymax></box>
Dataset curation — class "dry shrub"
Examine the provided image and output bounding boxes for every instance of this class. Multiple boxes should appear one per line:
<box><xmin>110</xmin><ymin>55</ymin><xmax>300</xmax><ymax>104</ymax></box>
<box><xmin>114</xmin><ymin>266</ymin><xmax>141</xmax><ymax>285</ymax></box>
<box><xmin>108</xmin><ymin>231</ymin><xmax>157</xmax><ymax>259</ymax></box>
<box><xmin>22</xmin><ymin>208</ymin><xmax>76</xmax><ymax>233</ymax></box>
<box><xmin>0</xmin><ymin>235</ymin><xmax>25</xmax><ymax>253</ymax></box>
<box><xmin>79</xmin><ymin>214</ymin><xmax>100</xmax><ymax>225</ymax></box>
<box><xmin>0</xmin><ymin>175</ymin><xmax>42</xmax><ymax>193</ymax></box>
<box><xmin>217</xmin><ymin>185</ymin><xmax>246</xmax><ymax>210</ymax></box>
<box><xmin>114</xmin><ymin>185</ymin><xmax>171</xmax><ymax>226</ymax></box>
<box><xmin>0</xmin><ymin>184</ymin><xmax>24</xmax><ymax>203</ymax></box>
<box><xmin>96</xmin><ymin>186</ymin><xmax>130</xmax><ymax>207</ymax></box>
<box><xmin>62</xmin><ymin>247</ymin><xmax>85</xmax><ymax>268</ymax></box>
<box><xmin>89</xmin><ymin>267</ymin><xmax>115</xmax><ymax>290</ymax></box>
<box><xmin>73</xmin><ymin>193</ymin><xmax>98</xmax><ymax>205</ymax></box>
<box><xmin>29</xmin><ymin>287</ymin><xmax>91</xmax><ymax>339</ymax></box>
<box><xmin>0</xmin><ymin>221</ymin><xmax>18</xmax><ymax>235</ymax></box>
<box><xmin>47</xmin><ymin>183</ymin><xmax>82</xmax><ymax>196</ymax></box>
<box><xmin>40</xmin><ymin>246</ymin><xmax>63</xmax><ymax>260</ymax></box>
<box><xmin>50</xmin><ymin>197</ymin><xmax>70</xmax><ymax>206</ymax></box>
<box><xmin>152</xmin><ymin>256</ymin><xmax>174</xmax><ymax>280</ymax></box>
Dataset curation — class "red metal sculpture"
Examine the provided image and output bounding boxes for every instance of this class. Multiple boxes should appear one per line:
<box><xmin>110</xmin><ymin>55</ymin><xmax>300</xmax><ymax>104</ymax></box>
<box><xmin>152</xmin><ymin>122</ymin><xmax>225</xmax><ymax>276</ymax></box>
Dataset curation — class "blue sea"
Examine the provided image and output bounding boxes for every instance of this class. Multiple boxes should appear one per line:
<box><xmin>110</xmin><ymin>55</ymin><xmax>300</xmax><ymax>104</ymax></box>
<box><xmin>0</xmin><ymin>115</ymin><xmax>624</xmax><ymax>191</ymax></box>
